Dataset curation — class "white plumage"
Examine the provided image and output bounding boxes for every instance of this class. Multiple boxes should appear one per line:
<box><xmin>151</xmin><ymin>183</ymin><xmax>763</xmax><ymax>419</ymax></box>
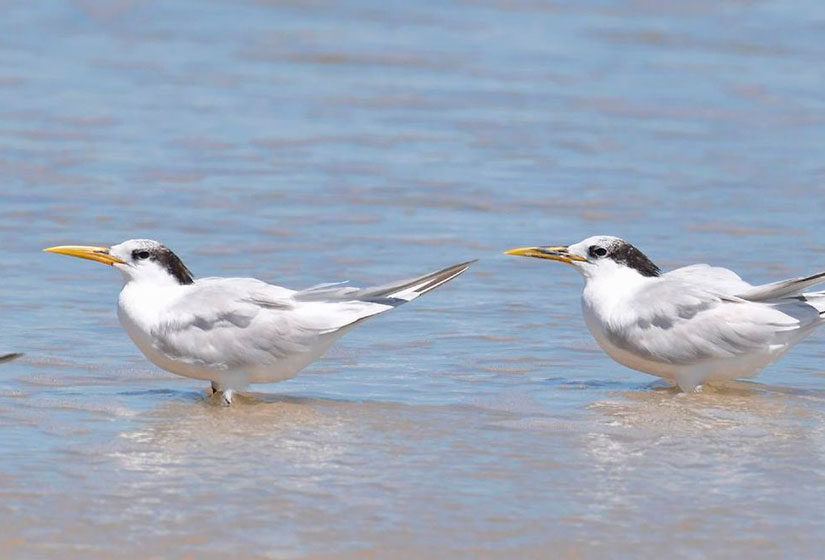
<box><xmin>508</xmin><ymin>235</ymin><xmax>825</xmax><ymax>391</ymax></box>
<box><xmin>46</xmin><ymin>239</ymin><xmax>474</xmax><ymax>403</ymax></box>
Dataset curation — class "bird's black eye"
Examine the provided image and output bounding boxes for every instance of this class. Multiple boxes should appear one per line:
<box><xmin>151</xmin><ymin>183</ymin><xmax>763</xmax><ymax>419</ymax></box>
<box><xmin>134</xmin><ymin>250</ymin><xmax>151</xmax><ymax>260</ymax></box>
<box><xmin>588</xmin><ymin>246</ymin><xmax>608</xmax><ymax>258</ymax></box>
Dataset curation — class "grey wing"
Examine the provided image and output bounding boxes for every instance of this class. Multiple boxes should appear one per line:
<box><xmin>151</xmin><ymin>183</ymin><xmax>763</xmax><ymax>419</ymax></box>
<box><xmin>152</xmin><ymin>279</ymin><xmax>393</xmax><ymax>369</ymax></box>
<box><xmin>295</xmin><ymin>260</ymin><xmax>476</xmax><ymax>306</ymax></box>
<box><xmin>667</xmin><ymin>263</ymin><xmax>825</xmax><ymax>302</ymax></box>
<box><xmin>612</xmin><ymin>280</ymin><xmax>815</xmax><ymax>364</ymax></box>
<box><xmin>735</xmin><ymin>270</ymin><xmax>825</xmax><ymax>302</ymax></box>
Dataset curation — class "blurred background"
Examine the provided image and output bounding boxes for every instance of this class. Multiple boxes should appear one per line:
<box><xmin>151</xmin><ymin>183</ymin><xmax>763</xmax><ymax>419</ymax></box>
<box><xmin>2</xmin><ymin>1</ymin><xmax>825</xmax><ymax>558</ymax></box>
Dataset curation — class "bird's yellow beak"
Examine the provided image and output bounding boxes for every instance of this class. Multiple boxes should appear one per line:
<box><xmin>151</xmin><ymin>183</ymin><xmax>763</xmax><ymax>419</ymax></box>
<box><xmin>505</xmin><ymin>246</ymin><xmax>587</xmax><ymax>264</ymax></box>
<box><xmin>43</xmin><ymin>245</ymin><xmax>126</xmax><ymax>266</ymax></box>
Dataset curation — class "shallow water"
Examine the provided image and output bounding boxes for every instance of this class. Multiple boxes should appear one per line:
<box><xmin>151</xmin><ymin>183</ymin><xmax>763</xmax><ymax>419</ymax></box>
<box><xmin>2</xmin><ymin>0</ymin><xmax>825</xmax><ymax>557</ymax></box>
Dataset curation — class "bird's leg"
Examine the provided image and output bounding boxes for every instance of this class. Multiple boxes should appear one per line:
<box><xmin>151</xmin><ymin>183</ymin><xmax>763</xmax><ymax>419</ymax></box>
<box><xmin>677</xmin><ymin>379</ymin><xmax>699</xmax><ymax>393</ymax></box>
<box><xmin>676</xmin><ymin>368</ymin><xmax>706</xmax><ymax>393</ymax></box>
<box><xmin>209</xmin><ymin>382</ymin><xmax>234</xmax><ymax>405</ymax></box>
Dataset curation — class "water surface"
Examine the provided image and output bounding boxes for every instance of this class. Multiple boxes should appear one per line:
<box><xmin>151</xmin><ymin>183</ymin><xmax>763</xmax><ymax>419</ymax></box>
<box><xmin>2</xmin><ymin>0</ymin><xmax>825</xmax><ymax>557</ymax></box>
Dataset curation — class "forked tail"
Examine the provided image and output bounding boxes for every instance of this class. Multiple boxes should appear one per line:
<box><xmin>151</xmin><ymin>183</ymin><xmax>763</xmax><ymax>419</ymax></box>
<box><xmin>797</xmin><ymin>291</ymin><xmax>825</xmax><ymax>315</ymax></box>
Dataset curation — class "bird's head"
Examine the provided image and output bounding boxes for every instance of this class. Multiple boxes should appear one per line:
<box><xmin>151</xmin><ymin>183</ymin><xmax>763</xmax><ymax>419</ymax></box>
<box><xmin>44</xmin><ymin>239</ymin><xmax>194</xmax><ymax>286</ymax></box>
<box><xmin>505</xmin><ymin>235</ymin><xmax>661</xmax><ymax>280</ymax></box>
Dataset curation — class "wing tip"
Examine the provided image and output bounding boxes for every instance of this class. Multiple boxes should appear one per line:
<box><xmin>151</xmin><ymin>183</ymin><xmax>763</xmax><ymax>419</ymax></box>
<box><xmin>0</xmin><ymin>353</ymin><xmax>23</xmax><ymax>364</ymax></box>
<box><xmin>413</xmin><ymin>259</ymin><xmax>477</xmax><ymax>295</ymax></box>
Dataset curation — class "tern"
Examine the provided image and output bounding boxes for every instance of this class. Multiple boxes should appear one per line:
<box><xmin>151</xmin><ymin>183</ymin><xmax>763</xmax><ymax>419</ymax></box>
<box><xmin>45</xmin><ymin>240</ymin><xmax>474</xmax><ymax>404</ymax></box>
<box><xmin>507</xmin><ymin>235</ymin><xmax>825</xmax><ymax>391</ymax></box>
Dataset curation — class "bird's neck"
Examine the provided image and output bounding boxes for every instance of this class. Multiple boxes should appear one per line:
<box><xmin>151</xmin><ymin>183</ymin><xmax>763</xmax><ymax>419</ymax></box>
<box><xmin>118</xmin><ymin>268</ymin><xmax>190</xmax><ymax>289</ymax></box>
<box><xmin>118</xmin><ymin>279</ymin><xmax>190</xmax><ymax>331</ymax></box>
<box><xmin>582</xmin><ymin>267</ymin><xmax>654</xmax><ymax>318</ymax></box>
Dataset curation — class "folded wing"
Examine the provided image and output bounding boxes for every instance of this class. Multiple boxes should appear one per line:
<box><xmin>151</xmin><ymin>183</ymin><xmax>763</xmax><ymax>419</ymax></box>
<box><xmin>610</xmin><ymin>280</ymin><xmax>820</xmax><ymax>365</ymax></box>
<box><xmin>664</xmin><ymin>262</ymin><xmax>825</xmax><ymax>303</ymax></box>
<box><xmin>735</xmin><ymin>270</ymin><xmax>825</xmax><ymax>302</ymax></box>
<box><xmin>295</xmin><ymin>260</ymin><xmax>476</xmax><ymax>305</ymax></box>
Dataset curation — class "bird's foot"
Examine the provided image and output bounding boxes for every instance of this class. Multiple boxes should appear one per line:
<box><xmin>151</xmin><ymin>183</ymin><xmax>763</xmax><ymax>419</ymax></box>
<box><xmin>676</xmin><ymin>371</ymin><xmax>706</xmax><ymax>394</ymax></box>
<box><xmin>210</xmin><ymin>382</ymin><xmax>235</xmax><ymax>406</ymax></box>
<box><xmin>678</xmin><ymin>383</ymin><xmax>704</xmax><ymax>396</ymax></box>
<box><xmin>219</xmin><ymin>389</ymin><xmax>234</xmax><ymax>406</ymax></box>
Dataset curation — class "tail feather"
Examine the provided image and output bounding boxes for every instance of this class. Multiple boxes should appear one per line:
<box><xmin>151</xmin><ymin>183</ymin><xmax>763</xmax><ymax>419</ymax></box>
<box><xmin>792</xmin><ymin>292</ymin><xmax>825</xmax><ymax>315</ymax></box>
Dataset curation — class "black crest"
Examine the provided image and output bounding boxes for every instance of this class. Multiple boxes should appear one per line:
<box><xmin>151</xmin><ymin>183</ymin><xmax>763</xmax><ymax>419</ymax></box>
<box><xmin>133</xmin><ymin>245</ymin><xmax>195</xmax><ymax>285</ymax></box>
<box><xmin>609</xmin><ymin>241</ymin><xmax>661</xmax><ymax>277</ymax></box>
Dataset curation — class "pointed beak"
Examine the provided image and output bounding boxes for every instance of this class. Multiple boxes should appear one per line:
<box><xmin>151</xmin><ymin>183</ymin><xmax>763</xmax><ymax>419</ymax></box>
<box><xmin>43</xmin><ymin>245</ymin><xmax>126</xmax><ymax>266</ymax></box>
<box><xmin>504</xmin><ymin>245</ymin><xmax>587</xmax><ymax>264</ymax></box>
